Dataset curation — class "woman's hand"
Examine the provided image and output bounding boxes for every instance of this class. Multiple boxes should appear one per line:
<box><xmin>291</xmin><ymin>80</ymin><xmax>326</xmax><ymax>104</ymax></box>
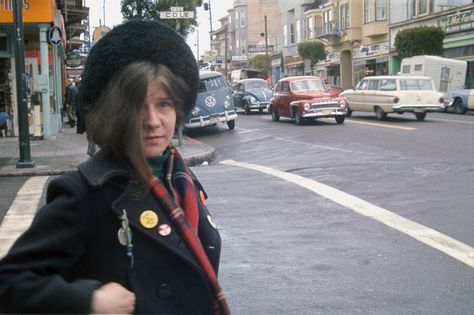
<box><xmin>91</xmin><ymin>282</ymin><xmax>136</xmax><ymax>314</ymax></box>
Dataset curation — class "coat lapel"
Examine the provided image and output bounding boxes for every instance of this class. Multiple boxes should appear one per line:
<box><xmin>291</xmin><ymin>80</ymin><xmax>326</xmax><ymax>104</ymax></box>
<box><xmin>111</xmin><ymin>179</ymin><xmax>203</xmax><ymax>274</ymax></box>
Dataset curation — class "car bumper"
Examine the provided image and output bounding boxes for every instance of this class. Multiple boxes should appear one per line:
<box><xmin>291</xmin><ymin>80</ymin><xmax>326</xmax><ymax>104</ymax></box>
<box><xmin>248</xmin><ymin>102</ymin><xmax>270</xmax><ymax>110</ymax></box>
<box><xmin>302</xmin><ymin>108</ymin><xmax>346</xmax><ymax>118</ymax></box>
<box><xmin>185</xmin><ymin>110</ymin><xmax>238</xmax><ymax>128</ymax></box>
<box><xmin>392</xmin><ymin>105</ymin><xmax>444</xmax><ymax>113</ymax></box>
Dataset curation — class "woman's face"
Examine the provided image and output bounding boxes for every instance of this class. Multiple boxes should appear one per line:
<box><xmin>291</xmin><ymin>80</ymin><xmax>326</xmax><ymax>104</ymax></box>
<box><xmin>141</xmin><ymin>81</ymin><xmax>176</xmax><ymax>158</ymax></box>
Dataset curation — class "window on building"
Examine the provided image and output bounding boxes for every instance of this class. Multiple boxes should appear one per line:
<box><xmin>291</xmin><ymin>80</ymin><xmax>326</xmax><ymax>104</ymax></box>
<box><xmin>418</xmin><ymin>0</ymin><xmax>428</xmax><ymax>15</ymax></box>
<box><xmin>283</xmin><ymin>24</ymin><xmax>288</xmax><ymax>46</ymax></box>
<box><xmin>307</xmin><ymin>16</ymin><xmax>314</xmax><ymax>39</ymax></box>
<box><xmin>364</xmin><ymin>0</ymin><xmax>372</xmax><ymax>23</ymax></box>
<box><xmin>323</xmin><ymin>10</ymin><xmax>331</xmax><ymax>34</ymax></box>
<box><xmin>340</xmin><ymin>3</ymin><xmax>350</xmax><ymax>29</ymax></box>
<box><xmin>240</xmin><ymin>10</ymin><xmax>246</xmax><ymax>27</ymax></box>
<box><xmin>315</xmin><ymin>15</ymin><xmax>323</xmax><ymax>36</ymax></box>
<box><xmin>235</xmin><ymin>11</ymin><xmax>240</xmax><ymax>29</ymax></box>
<box><xmin>290</xmin><ymin>23</ymin><xmax>295</xmax><ymax>44</ymax></box>
<box><xmin>296</xmin><ymin>19</ymin><xmax>301</xmax><ymax>43</ymax></box>
<box><xmin>376</xmin><ymin>0</ymin><xmax>386</xmax><ymax>21</ymax></box>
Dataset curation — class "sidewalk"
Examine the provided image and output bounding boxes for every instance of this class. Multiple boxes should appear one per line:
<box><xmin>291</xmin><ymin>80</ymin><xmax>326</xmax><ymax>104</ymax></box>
<box><xmin>0</xmin><ymin>126</ymin><xmax>216</xmax><ymax>177</ymax></box>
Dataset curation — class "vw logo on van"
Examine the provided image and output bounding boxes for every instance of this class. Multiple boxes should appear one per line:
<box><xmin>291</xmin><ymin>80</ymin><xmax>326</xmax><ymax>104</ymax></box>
<box><xmin>205</xmin><ymin>96</ymin><xmax>217</xmax><ymax>107</ymax></box>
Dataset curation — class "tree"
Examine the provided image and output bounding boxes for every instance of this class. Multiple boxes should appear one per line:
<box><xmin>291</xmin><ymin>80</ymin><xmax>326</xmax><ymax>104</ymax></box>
<box><xmin>121</xmin><ymin>0</ymin><xmax>203</xmax><ymax>37</ymax></box>
<box><xmin>297</xmin><ymin>40</ymin><xmax>326</xmax><ymax>75</ymax></box>
<box><xmin>250</xmin><ymin>54</ymin><xmax>271</xmax><ymax>78</ymax></box>
<box><xmin>395</xmin><ymin>26</ymin><xmax>444</xmax><ymax>60</ymax></box>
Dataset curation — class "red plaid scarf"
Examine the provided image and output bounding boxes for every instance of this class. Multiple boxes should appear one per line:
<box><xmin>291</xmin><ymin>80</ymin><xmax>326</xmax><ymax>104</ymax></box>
<box><xmin>149</xmin><ymin>147</ymin><xmax>231</xmax><ymax>315</ymax></box>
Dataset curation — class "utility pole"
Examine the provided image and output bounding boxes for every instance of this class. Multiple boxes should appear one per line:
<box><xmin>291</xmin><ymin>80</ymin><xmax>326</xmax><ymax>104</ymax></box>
<box><xmin>13</xmin><ymin>0</ymin><xmax>34</xmax><ymax>168</ymax></box>
<box><xmin>224</xmin><ymin>25</ymin><xmax>228</xmax><ymax>80</ymax></box>
<box><xmin>264</xmin><ymin>15</ymin><xmax>270</xmax><ymax>81</ymax></box>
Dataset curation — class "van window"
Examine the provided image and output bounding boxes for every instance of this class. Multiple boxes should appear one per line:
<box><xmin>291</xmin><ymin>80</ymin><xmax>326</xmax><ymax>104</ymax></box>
<box><xmin>199</xmin><ymin>75</ymin><xmax>227</xmax><ymax>93</ymax></box>
<box><xmin>367</xmin><ymin>80</ymin><xmax>380</xmax><ymax>90</ymax></box>
<box><xmin>402</xmin><ymin>65</ymin><xmax>410</xmax><ymax>73</ymax></box>
<box><xmin>399</xmin><ymin>79</ymin><xmax>433</xmax><ymax>91</ymax></box>
<box><xmin>414</xmin><ymin>64</ymin><xmax>423</xmax><ymax>71</ymax></box>
<box><xmin>379</xmin><ymin>79</ymin><xmax>396</xmax><ymax>91</ymax></box>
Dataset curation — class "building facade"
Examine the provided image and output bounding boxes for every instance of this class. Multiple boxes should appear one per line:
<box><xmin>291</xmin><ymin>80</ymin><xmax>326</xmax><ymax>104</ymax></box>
<box><xmin>0</xmin><ymin>0</ymin><xmax>88</xmax><ymax>138</ymax></box>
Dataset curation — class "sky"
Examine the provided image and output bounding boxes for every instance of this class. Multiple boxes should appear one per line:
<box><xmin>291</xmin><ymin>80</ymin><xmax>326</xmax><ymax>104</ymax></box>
<box><xmin>85</xmin><ymin>0</ymin><xmax>233</xmax><ymax>59</ymax></box>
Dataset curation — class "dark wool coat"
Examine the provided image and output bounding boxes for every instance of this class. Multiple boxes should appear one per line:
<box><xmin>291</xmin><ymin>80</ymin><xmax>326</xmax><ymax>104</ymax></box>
<box><xmin>0</xmin><ymin>154</ymin><xmax>222</xmax><ymax>314</ymax></box>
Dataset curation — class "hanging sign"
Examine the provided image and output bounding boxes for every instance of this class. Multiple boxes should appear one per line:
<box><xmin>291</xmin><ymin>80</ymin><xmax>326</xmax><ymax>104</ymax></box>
<box><xmin>48</xmin><ymin>26</ymin><xmax>62</xmax><ymax>46</ymax></box>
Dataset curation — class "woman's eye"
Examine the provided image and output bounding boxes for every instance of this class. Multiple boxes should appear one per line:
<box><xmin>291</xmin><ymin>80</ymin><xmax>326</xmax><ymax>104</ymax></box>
<box><xmin>157</xmin><ymin>101</ymin><xmax>172</xmax><ymax>108</ymax></box>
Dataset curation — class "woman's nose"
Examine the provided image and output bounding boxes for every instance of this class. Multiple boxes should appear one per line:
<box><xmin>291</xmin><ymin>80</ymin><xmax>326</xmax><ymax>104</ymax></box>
<box><xmin>144</xmin><ymin>106</ymin><xmax>161</xmax><ymax>127</ymax></box>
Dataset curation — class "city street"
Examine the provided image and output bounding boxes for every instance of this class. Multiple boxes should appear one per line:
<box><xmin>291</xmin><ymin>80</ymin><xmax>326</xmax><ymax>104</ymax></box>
<box><xmin>1</xmin><ymin>111</ymin><xmax>473</xmax><ymax>314</ymax></box>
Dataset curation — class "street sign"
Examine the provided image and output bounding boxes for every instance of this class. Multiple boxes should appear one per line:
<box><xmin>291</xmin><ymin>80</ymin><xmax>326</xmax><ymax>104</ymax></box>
<box><xmin>160</xmin><ymin>11</ymin><xmax>195</xmax><ymax>19</ymax></box>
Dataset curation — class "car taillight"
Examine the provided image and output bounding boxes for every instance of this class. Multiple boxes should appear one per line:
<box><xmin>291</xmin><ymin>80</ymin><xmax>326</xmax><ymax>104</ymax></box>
<box><xmin>439</xmin><ymin>97</ymin><xmax>444</xmax><ymax>104</ymax></box>
<box><xmin>393</xmin><ymin>97</ymin><xmax>399</xmax><ymax>103</ymax></box>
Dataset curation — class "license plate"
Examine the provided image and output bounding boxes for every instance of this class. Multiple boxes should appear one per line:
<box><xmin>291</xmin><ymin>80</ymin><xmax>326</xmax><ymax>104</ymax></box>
<box><xmin>322</xmin><ymin>109</ymin><xmax>332</xmax><ymax>115</ymax></box>
<box><xmin>209</xmin><ymin>115</ymin><xmax>219</xmax><ymax>124</ymax></box>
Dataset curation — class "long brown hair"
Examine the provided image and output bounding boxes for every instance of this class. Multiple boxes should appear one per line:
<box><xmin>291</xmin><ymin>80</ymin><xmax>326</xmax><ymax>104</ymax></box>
<box><xmin>86</xmin><ymin>61</ymin><xmax>190</xmax><ymax>183</ymax></box>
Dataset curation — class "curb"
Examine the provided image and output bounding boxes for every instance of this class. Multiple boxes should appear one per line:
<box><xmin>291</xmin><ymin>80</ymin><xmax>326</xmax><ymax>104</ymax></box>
<box><xmin>0</xmin><ymin>148</ymin><xmax>216</xmax><ymax>177</ymax></box>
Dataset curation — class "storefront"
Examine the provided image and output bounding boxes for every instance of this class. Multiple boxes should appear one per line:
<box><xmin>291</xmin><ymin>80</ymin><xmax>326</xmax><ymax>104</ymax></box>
<box><xmin>315</xmin><ymin>51</ymin><xmax>341</xmax><ymax>85</ymax></box>
<box><xmin>439</xmin><ymin>6</ymin><xmax>474</xmax><ymax>89</ymax></box>
<box><xmin>351</xmin><ymin>41</ymin><xmax>389</xmax><ymax>85</ymax></box>
<box><xmin>0</xmin><ymin>1</ymin><xmax>65</xmax><ymax>138</ymax></box>
<box><xmin>284</xmin><ymin>55</ymin><xmax>304</xmax><ymax>77</ymax></box>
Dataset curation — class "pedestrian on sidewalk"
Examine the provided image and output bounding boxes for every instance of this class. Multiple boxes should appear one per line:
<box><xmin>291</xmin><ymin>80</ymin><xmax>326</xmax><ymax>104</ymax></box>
<box><xmin>65</xmin><ymin>78</ymin><xmax>78</xmax><ymax>127</ymax></box>
<box><xmin>0</xmin><ymin>20</ymin><xmax>230</xmax><ymax>315</ymax></box>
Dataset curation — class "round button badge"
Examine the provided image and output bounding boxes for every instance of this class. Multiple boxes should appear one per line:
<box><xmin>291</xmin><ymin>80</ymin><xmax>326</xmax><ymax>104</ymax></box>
<box><xmin>140</xmin><ymin>210</ymin><xmax>159</xmax><ymax>228</ymax></box>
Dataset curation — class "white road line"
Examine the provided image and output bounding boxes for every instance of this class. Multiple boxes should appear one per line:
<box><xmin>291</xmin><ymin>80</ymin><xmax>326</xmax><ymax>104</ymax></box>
<box><xmin>346</xmin><ymin>119</ymin><xmax>417</xmax><ymax>130</ymax></box>
<box><xmin>0</xmin><ymin>176</ymin><xmax>49</xmax><ymax>257</ymax></box>
<box><xmin>428</xmin><ymin>117</ymin><xmax>474</xmax><ymax>124</ymax></box>
<box><xmin>220</xmin><ymin>159</ymin><xmax>474</xmax><ymax>268</ymax></box>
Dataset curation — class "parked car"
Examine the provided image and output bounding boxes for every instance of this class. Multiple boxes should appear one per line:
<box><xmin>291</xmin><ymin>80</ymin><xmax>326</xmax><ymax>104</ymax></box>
<box><xmin>269</xmin><ymin>76</ymin><xmax>347</xmax><ymax>125</ymax></box>
<box><xmin>449</xmin><ymin>89</ymin><xmax>474</xmax><ymax>114</ymax></box>
<box><xmin>232</xmin><ymin>78</ymin><xmax>272</xmax><ymax>114</ymax></box>
<box><xmin>185</xmin><ymin>71</ymin><xmax>237</xmax><ymax>130</ymax></box>
<box><xmin>340</xmin><ymin>75</ymin><xmax>445</xmax><ymax>121</ymax></box>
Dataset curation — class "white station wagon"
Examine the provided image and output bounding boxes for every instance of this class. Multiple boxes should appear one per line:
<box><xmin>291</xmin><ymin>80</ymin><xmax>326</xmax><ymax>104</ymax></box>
<box><xmin>340</xmin><ymin>75</ymin><xmax>445</xmax><ymax>121</ymax></box>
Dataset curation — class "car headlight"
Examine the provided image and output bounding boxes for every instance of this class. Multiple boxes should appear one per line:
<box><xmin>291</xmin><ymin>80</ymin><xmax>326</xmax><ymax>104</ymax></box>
<box><xmin>338</xmin><ymin>100</ymin><xmax>347</xmax><ymax>108</ymax></box>
<box><xmin>250</xmin><ymin>96</ymin><xmax>257</xmax><ymax>103</ymax></box>
<box><xmin>304</xmin><ymin>103</ymin><xmax>310</xmax><ymax>111</ymax></box>
<box><xmin>192</xmin><ymin>107</ymin><xmax>200</xmax><ymax>116</ymax></box>
<box><xmin>224</xmin><ymin>95</ymin><xmax>232</xmax><ymax>109</ymax></box>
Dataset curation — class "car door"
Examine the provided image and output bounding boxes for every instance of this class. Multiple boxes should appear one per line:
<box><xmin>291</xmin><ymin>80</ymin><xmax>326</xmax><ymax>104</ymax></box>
<box><xmin>277</xmin><ymin>81</ymin><xmax>292</xmax><ymax>117</ymax></box>
<box><xmin>347</xmin><ymin>79</ymin><xmax>368</xmax><ymax>111</ymax></box>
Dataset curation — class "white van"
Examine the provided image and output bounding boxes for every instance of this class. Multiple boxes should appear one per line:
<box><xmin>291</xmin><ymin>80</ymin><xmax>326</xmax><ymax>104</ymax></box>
<box><xmin>400</xmin><ymin>55</ymin><xmax>466</xmax><ymax>106</ymax></box>
<box><xmin>340</xmin><ymin>75</ymin><xmax>445</xmax><ymax>121</ymax></box>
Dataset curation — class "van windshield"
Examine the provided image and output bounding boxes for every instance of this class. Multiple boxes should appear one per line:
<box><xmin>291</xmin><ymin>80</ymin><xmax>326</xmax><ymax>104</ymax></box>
<box><xmin>199</xmin><ymin>75</ymin><xmax>228</xmax><ymax>93</ymax></box>
<box><xmin>399</xmin><ymin>79</ymin><xmax>434</xmax><ymax>91</ymax></box>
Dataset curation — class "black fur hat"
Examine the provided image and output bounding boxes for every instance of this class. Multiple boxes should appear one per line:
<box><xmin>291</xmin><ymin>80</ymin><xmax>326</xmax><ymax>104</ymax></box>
<box><xmin>80</xmin><ymin>19</ymin><xmax>199</xmax><ymax>116</ymax></box>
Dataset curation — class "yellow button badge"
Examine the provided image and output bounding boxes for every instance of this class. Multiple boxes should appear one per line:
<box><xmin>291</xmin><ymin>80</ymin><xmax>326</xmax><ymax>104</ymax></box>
<box><xmin>140</xmin><ymin>210</ymin><xmax>159</xmax><ymax>229</ymax></box>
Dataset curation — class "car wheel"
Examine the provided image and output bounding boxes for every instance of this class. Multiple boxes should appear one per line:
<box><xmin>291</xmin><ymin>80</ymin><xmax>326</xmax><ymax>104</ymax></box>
<box><xmin>227</xmin><ymin>119</ymin><xmax>235</xmax><ymax>130</ymax></box>
<box><xmin>295</xmin><ymin>109</ymin><xmax>304</xmax><ymax>125</ymax></box>
<box><xmin>335</xmin><ymin>115</ymin><xmax>345</xmax><ymax>124</ymax></box>
<box><xmin>346</xmin><ymin>107</ymin><xmax>352</xmax><ymax>117</ymax></box>
<box><xmin>454</xmin><ymin>99</ymin><xmax>467</xmax><ymax>115</ymax></box>
<box><xmin>244</xmin><ymin>103</ymin><xmax>251</xmax><ymax>115</ymax></box>
<box><xmin>271</xmin><ymin>107</ymin><xmax>280</xmax><ymax>122</ymax></box>
<box><xmin>415</xmin><ymin>112</ymin><xmax>426</xmax><ymax>121</ymax></box>
<box><xmin>374</xmin><ymin>107</ymin><xmax>386</xmax><ymax>120</ymax></box>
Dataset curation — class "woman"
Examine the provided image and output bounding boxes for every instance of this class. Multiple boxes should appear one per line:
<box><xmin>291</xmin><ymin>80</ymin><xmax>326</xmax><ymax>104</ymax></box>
<box><xmin>0</xmin><ymin>20</ymin><xmax>230</xmax><ymax>314</ymax></box>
